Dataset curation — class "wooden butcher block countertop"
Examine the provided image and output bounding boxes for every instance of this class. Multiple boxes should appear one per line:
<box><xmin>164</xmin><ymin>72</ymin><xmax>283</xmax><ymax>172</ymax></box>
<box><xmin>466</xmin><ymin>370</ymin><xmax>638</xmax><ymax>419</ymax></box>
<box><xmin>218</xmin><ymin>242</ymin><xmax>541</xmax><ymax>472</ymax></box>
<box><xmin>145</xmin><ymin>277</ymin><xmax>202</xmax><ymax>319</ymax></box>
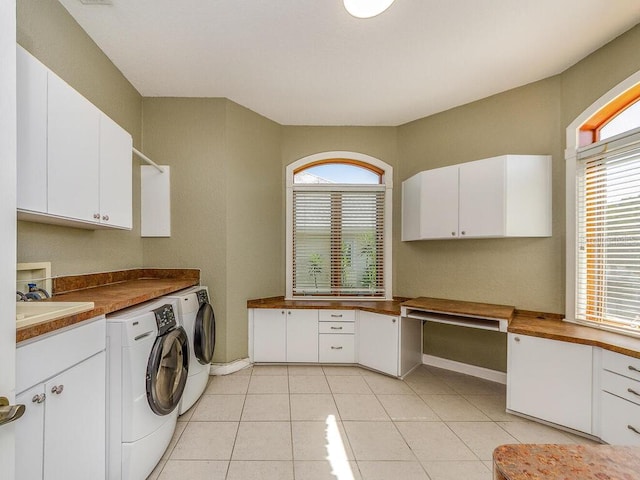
<box><xmin>17</xmin><ymin>268</ymin><xmax>199</xmax><ymax>343</ymax></box>
<box><xmin>509</xmin><ymin>313</ymin><xmax>640</xmax><ymax>360</ymax></box>
<box><xmin>246</xmin><ymin>296</ymin><xmax>409</xmax><ymax>316</ymax></box>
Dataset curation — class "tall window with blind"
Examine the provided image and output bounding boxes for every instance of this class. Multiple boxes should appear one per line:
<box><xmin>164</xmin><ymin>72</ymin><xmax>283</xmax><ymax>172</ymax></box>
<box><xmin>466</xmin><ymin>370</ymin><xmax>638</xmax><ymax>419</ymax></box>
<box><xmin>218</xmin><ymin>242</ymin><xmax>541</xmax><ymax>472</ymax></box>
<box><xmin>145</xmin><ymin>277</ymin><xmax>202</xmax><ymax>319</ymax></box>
<box><xmin>576</xmin><ymin>123</ymin><xmax>640</xmax><ymax>334</ymax></box>
<box><xmin>287</xmin><ymin>159</ymin><xmax>391</xmax><ymax>299</ymax></box>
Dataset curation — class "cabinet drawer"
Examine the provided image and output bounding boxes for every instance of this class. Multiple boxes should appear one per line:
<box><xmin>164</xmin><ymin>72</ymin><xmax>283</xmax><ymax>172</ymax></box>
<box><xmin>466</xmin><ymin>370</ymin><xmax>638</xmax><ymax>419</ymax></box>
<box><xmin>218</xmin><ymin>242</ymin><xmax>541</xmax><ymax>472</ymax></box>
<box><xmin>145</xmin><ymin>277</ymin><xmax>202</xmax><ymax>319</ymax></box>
<box><xmin>319</xmin><ymin>334</ymin><xmax>355</xmax><ymax>363</ymax></box>
<box><xmin>601</xmin><ymin>370</ymin><xmax>640</xmax><ymax>405</ymax></box>
<box><xmin>17</xmin><ymin>316</ymin><xmax>106</xmax><ymax>393</ymax></box>
<box><xmin>600</xmin><ymin>392</ymin><xmax>640</xmax><ymax>446</ymax></box>
<box><xmin>319</xmin><ymin>310</ymin><xmax>355</xmax><ymax>322</ymax></box>
<box><xmin>602</xmin><ymin>349</ymin><xmax>640</xmax><ymax>381</ymax></box>
<box><xmin>319</xmin><ymin>321</ymin><xmax>355</xmax><ymax>334</ymax></box>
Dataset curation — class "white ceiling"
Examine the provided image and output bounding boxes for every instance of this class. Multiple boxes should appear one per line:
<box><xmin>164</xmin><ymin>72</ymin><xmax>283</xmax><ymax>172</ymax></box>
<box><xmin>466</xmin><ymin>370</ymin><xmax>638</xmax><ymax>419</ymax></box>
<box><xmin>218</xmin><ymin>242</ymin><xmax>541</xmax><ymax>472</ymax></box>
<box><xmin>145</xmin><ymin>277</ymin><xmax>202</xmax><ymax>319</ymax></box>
<box><xmin>58</xmin><ymin>0</ymin><xmax>640</xmax><ymax>126</ymax></box>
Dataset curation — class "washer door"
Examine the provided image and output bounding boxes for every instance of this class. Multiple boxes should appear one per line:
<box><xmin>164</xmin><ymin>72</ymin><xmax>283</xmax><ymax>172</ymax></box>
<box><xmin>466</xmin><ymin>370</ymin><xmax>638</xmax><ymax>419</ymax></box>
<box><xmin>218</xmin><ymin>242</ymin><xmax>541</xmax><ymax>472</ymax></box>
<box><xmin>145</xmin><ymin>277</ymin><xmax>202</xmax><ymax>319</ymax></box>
<box><xmin>194</xmin><ymin>302</ymin><xmax>216</xmax><ymax>365</ymax></box>
<box><xmin>146</xmin><ymin>326</ymin><xmax>189</xmax><ymax>415</ymax></box>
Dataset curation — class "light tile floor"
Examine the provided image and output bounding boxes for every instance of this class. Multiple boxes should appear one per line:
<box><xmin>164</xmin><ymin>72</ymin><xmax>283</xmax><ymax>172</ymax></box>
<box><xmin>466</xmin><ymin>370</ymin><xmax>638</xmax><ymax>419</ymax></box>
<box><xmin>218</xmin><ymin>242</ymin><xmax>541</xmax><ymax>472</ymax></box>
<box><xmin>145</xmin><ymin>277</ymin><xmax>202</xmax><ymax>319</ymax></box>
<box><xmin>147</xmin><ymin>364</ymin><xmax>597</xmax><ymax>480</ymax></box>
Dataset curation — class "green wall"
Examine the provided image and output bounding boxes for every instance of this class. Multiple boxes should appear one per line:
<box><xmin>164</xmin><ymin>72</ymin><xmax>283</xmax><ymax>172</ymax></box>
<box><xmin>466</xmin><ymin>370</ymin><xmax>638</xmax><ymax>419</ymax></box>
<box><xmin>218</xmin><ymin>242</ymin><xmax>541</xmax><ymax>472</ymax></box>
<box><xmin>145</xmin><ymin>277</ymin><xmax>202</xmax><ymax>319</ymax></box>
<box><xmin>141</xmin><ymin>99</ymin><xmax>282</xmax><ymax>362</ymax></box>
<box><xmin>14</xmin><ymin>1</ymin><xmax>640</xmax><ymax>367</ymax></box>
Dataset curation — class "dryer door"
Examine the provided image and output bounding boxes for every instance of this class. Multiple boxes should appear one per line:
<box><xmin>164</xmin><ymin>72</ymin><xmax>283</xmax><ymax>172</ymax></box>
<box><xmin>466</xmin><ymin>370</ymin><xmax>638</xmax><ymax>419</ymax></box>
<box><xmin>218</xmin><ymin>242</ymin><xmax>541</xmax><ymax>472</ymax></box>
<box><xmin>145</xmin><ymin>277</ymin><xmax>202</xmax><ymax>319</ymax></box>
<box><xmin>194</xmin><ymin>302</ymin><xmax>216</xmax><ymax>365</ymax></box>
<box><xmin>146</xmin><ymin>327</ymin><xmax>189</xmax><ymax>415</ymax></box>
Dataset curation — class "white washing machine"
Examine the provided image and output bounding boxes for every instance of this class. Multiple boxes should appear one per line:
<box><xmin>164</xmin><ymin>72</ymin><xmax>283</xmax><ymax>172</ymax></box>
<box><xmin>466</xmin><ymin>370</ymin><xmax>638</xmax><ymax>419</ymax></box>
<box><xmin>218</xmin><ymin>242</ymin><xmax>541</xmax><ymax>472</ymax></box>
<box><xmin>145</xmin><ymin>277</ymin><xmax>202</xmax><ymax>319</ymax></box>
<box><xmin>164</xmin><ymin>286</ymin><xmax>216</xmax><ymax>414</ymax></box>
<box><xmin>106</xmin><ymin>298</ymin><xmax>189</xmax><ymax>480</ymax></box>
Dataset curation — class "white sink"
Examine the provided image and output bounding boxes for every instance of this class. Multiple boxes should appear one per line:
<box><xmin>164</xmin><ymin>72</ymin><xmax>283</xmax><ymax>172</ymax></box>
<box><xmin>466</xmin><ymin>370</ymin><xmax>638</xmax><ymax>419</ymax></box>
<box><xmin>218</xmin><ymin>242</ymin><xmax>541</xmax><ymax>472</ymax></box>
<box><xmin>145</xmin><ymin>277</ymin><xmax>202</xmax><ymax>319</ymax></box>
<box><xmin>16</xmin><ymin>302</ymin><xmax>95</xmax><ymax>329</ymax></box>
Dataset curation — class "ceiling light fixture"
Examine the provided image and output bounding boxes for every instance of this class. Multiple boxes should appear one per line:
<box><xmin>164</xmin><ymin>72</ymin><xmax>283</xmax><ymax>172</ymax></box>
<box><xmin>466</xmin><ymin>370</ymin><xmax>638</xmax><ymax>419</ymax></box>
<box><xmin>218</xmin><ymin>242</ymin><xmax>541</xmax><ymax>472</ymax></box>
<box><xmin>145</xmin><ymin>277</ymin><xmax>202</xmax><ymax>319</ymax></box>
<box><xmin>343</xmin><ymin>0</ymin><xmax>395</xmax><ymax>19</ymax></box>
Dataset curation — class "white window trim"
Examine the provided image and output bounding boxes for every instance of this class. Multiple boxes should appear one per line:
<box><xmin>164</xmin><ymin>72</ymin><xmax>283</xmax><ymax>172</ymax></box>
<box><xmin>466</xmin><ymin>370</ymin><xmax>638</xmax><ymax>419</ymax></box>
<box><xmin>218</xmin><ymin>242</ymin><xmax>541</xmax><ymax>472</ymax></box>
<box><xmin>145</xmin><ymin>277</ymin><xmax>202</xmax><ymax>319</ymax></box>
<box><xmin>286</xmin><ymin>151</ymin><xmax>393</xmax><ymax>301</ymax></box>
<box><xmin>565</xmin><ymin>70</ymin><xmax>640</xmax><ymax>325</ymax></box>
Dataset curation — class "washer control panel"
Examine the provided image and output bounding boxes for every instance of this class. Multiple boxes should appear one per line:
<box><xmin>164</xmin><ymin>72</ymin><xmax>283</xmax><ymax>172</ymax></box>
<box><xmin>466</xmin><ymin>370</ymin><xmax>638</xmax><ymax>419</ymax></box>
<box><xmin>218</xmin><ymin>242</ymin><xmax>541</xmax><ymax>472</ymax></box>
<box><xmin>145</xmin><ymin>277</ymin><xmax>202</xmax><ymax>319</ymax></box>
<box><xmin>196</xmin><ymin>289</ymin><xmax>209</xmax><ymax>305</ymax></box>
<box><xmin>153</xmin><ymin>304</ymin><xmax>177</xmax><ymax>335</ymax></box>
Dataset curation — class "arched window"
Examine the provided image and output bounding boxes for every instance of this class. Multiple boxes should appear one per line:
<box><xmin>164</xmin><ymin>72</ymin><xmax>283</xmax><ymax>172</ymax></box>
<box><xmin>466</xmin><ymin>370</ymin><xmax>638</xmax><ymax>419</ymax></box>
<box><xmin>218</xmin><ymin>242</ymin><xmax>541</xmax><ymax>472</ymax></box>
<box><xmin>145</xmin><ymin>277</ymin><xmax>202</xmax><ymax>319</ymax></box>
<box><xmin>286</xmin><ymin>152</ymin><xmax>392</xmax><ymax>300</ymax></box>
<box><xmin>569</xmin><ymin>80</ymin><xmax>640</xmax><ymax>335</ymax></box>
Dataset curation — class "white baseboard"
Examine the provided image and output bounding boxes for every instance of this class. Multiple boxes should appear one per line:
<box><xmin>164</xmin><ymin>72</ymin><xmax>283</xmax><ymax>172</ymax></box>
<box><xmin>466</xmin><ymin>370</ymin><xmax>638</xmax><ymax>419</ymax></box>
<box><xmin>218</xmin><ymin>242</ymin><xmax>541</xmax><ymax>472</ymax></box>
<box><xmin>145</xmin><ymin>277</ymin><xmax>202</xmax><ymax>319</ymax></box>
<box><xmin>209</xmin><ymin>357</ymin><xmax>251</xmax><ymax>376</ymax></box>
<box><xmin>422</xmin><ymin>354</ymin><xmax>507</xmax><ymax>384</ymax></box>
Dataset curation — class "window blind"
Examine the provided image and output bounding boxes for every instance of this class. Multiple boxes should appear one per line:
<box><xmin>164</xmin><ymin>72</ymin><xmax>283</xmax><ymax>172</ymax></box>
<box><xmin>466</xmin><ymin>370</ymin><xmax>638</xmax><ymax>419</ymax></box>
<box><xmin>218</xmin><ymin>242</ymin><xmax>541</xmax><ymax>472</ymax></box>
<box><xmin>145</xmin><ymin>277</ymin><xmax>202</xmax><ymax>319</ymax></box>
<box><xmin>576</xmin><ymin>129</ymin><xmax>640</xmax><ymax>331</ymax></box>
<box><xmin>292</xmin><ymin>188</ymin><xmax>385</xmax><ymax>297</ymax></box>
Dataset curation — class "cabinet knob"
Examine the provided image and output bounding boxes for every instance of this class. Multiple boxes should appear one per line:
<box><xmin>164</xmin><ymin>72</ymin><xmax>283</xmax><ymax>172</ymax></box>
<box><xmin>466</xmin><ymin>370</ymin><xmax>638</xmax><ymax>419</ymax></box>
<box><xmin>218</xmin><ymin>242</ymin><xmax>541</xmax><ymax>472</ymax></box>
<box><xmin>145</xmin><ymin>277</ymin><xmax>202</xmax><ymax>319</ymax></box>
<box><xmin>281</xmin><ymin>310</ymin><xmax>285</xmax><ymax>315</ymax></box>
<box><xmin>32</xmin><ymin>393</ymin><xmax>46</xmax><ymax>404</ymax></box>
<box><xmin>392</xmin><ymin>318</ymin><xmax>396</xmax><ymax>323</ymax></box>
<box><xmin>51</xmin><ymin>385</ymin><xmax>64</xmax><ymax>395</ymax></box>
<box><xmin>102</xmin><ymin>215</ymin><xmax>109</xmax><ymax>221</ymax></box>
<box><xmin>461</xmin><ymin>231</ymin><xmax>466</xmax><ymax>235</ymax></box>
<box><xmin>514</xmin><ymin>337</ymin><xmax>520</xmax><ymax>343</ymax></box>
<box><xmin>93</xmin><ymin>213</ymin><xmax>100</xmax><ymax>220</ymax></box>
<box><xmin>288</xmin><ymin>311</ymin><xmax>291</xmax><ymax>315</ymax></box>
<box><xmin>451</xmin><ymin>232</ymin><xmax>456</xmax><ymax>236</ymax></box>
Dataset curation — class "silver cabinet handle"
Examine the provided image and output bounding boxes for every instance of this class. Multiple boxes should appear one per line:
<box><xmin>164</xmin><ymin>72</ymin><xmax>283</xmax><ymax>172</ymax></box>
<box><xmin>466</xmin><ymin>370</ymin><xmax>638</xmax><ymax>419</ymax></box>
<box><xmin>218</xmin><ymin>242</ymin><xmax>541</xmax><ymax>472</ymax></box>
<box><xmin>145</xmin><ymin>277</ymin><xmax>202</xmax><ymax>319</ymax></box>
<box><xmin>330</xmin><ymin>314</ymin><xmax>343</xmax><ymax>318</ymax></box>
<box><xmin>93</xmin><ymin>213</ymin><xmax>100</xmax><ymax>220</ymax></box>
<box><xmin>32</xmin><ymin>394</ymin><xmax>46</xmax><ymax>404</ymax></box>
<box><xmin>628</xmin><ymin>388</ymin><xmax>640</xmax><ymax>397</ymax></box>
<box><xmin>0</xmin><ymin>397</ymin><xmax>25</xmax><ymax>427</ymax></box>
<box><xmin>514</xmin><ymin>337</ymin><xmax>521</xmax><ymax>343</ymax></box>
<box><xmin>628</xmin><ymin>425</ymin><xmax>640</xmax><ymax>435</ymax></box>
<box><xmin>331</xmin><ymin>346</ymin><xmax>343</xmax><ymax>350</ymax></box>
<box><xmin>50</xmin><ymin>385</ymin><xmax>64</xmax><ymax>395</ymax></box>
<box><xmin>102</xmin><ymin>215</ymin><xmax>109</xmax><ymax>221</ymax></box>
<box><xmin>628</xmin><ymin>365</ymin><xmax>640</xmax><ymax>373</ymax></box>
<box><xmin>330</xmin><ymin>326</ymin><xmax>343</xmax><ymax>330</ymax></box>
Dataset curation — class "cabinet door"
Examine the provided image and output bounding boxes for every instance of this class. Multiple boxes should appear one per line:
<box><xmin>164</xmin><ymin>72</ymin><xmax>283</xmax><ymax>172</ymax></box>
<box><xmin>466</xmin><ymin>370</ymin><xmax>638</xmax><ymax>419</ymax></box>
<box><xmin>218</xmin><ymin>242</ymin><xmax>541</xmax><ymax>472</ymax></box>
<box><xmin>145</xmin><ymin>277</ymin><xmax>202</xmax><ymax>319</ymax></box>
<box><xmin>44</xmin><ymin>351</ymin><xmax>106</xmax><ymax>480</ymax></box>
<box><xmin>99</xmin><ymin>114</ymin><xmax>132</xmax><ymax>229</ymax></box>
<box><xmin>15</xmin><ymin>385</ymin><xmax>45</xmax><ymax>480</ymax></box>
<box><xmin>286</xmin><ymin>310</ymin><xmax>318</xmax><ymax>362</ymax></box>
<box><xmin>507</xmin><ymin>334</ymin><xmax>592</xmax><ymax>433</ymax></box>
<box><xmin>47</xmin><ymin>72</ymin><xmax>100</xmax><ymax>223</ymax></box>
<box><xmin>357</xmin><ymin>311</ymin><xmax>399</xmax><ymax>376</ymax></box>
<box><xmin>17</xmin><ymin>46</ymin><xmax>48</xmax><ymax>213</ymax></box>
<box><xmin>458</xmin><ymin>156</ymin><xmax>505</xmax><ymax>237</ymax></box>
<box><xmin>253</xmin><ymin>309</ymin><xmax>287</xmax><ymax>362</ymax></box>
<box><xmin>419</xmin><ymin>166</ymin><xmax>459</xmax><ymax>239</ymax></box>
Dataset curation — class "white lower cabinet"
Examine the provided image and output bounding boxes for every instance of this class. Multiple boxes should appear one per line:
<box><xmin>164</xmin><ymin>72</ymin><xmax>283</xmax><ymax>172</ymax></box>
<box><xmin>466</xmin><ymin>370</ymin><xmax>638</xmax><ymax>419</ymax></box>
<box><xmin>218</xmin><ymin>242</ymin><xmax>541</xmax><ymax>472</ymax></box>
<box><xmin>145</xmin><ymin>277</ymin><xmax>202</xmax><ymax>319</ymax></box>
<box><xmin>599</xmin><ymin>350</ymin><xmax>640</xmax><ymax>445</ymax></box>
<box><xmin>286</xmin><ymin>309</ymin><xmax>319</xmax><ymax>362</ymax></box>
<box><xmin>507</xmin><ymin>333</ymin><xmax>593</xmax><ymax>434</ymax></box>
<box><xmin>250</xmin><ymin>308</ymin><xmax>421</xmax><ymax>376</ymax></box>
<box><xmin>16</xmin><ymin>318</ymin><xmax>106</xmax><ymax>480</ymax></box>
<box><xmin>319</xmin><ymin>310</ymin><xmax>355</xmax><ymax>363</ymax></box>
<box><xmin>251</xmin><ymin>309</ymin><xmax>319</xmax><ymax>362</ymax></box>
<box><xmin>252</xmin><ymin>309</ymin><xmax>287</xmax><ymax>362</ymax></box>
<box><xmin>358</xmin><ymin>311</ymin><xmax>399</xmax><ymax>376</ymax></box>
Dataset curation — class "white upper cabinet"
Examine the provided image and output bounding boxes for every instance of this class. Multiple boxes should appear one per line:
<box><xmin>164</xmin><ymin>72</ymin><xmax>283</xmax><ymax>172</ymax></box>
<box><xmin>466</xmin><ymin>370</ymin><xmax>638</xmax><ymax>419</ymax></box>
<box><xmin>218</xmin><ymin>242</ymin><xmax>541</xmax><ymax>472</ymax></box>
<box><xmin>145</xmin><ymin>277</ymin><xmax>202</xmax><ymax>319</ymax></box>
<box><xmin>47</xmin><ymin>70</ymin><xmax>101</xmax><ymax>223</ymax></box>
<box><xmin>16</xmin><ymin>45</ymin><xmax>132</xmax><ymax>230</ymax></box>
<box><xmin>100</xmin><ymin>114</ymin><xmax>133</xmax><ymax>229</ymax></box>
<box><xmin>402</xmin><ymin>154</ymin><xmax>552</xmax><ymax>240</ymax></box>
<box><xmin>402</xmin><ymin>164</ymin><xmax>458</xmax><ymax>240</ymax></box>
<box><xmin>17</xmin><ymin>45</ymin><xmax>48</xmax><ymax>213</ymax></box>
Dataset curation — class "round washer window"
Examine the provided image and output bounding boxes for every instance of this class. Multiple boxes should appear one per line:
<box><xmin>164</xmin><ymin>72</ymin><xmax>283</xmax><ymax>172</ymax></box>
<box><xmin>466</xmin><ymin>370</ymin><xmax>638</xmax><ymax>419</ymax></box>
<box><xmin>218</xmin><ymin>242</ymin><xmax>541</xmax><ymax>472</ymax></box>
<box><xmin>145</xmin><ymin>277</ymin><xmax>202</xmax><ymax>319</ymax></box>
<box><xmin>146</xmin><ymin>327</ymin><xmax>189</xmax><ymax>415</ymax></box>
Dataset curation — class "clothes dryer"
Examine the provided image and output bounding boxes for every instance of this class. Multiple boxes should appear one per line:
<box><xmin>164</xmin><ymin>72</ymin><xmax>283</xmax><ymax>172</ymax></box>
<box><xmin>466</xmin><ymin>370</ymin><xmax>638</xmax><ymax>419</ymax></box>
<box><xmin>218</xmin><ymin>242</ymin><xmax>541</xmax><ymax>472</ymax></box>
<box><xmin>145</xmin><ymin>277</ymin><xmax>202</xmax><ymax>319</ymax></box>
<box><xmin>164</xmin><ymin>286</ymin><xmax>215</xmax><ymax>413</ymax></box>
<box><xmin>106</xmin><ymin>298</ymin><xmax>189</xmax><ymax>480</ymax></box>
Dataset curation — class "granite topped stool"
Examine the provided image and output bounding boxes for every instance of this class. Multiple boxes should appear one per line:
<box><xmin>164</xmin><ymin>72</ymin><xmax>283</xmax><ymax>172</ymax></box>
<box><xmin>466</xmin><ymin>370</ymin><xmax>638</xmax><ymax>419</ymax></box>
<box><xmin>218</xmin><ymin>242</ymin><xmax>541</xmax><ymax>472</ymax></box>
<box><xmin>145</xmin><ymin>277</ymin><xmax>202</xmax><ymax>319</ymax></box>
<box><xmin>493</xmin><ymin>443</ymin><xmax>640</xmax><ymax>480</ymax></box>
